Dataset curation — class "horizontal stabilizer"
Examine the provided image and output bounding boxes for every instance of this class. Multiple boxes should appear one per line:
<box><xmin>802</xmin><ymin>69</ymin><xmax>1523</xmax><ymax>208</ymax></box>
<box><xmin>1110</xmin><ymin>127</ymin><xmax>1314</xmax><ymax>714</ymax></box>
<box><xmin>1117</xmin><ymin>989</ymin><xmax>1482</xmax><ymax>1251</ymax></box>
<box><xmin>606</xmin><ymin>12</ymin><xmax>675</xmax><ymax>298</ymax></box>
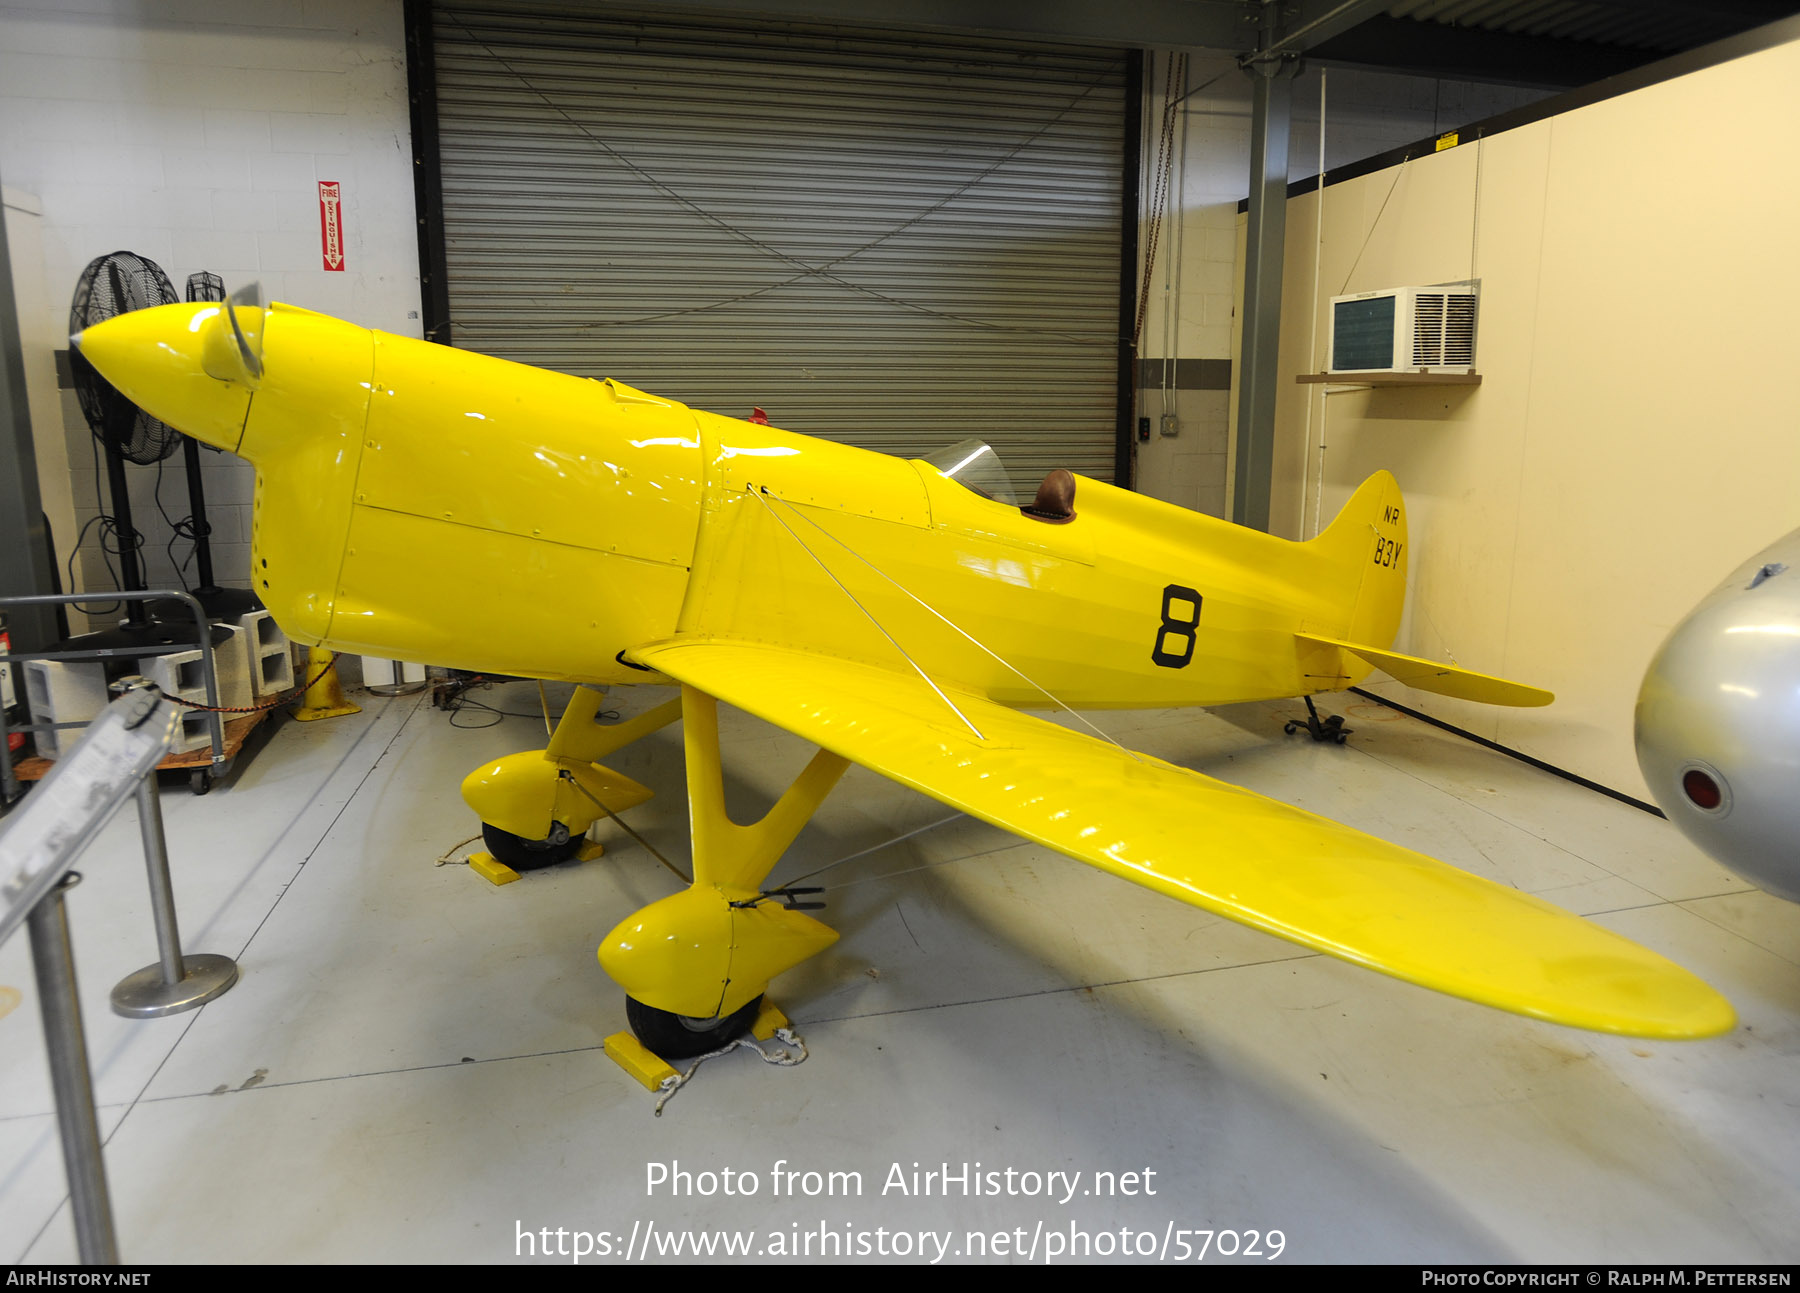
<box><xmin>631</xmin><ymin>637</ymin><xmax>1727</xmax><ymax>1040</ymax></box>
<box><xmin>1298</xmin><ymin>633</ymin><xmax>1554</xmax><ymax>707</ymax></box>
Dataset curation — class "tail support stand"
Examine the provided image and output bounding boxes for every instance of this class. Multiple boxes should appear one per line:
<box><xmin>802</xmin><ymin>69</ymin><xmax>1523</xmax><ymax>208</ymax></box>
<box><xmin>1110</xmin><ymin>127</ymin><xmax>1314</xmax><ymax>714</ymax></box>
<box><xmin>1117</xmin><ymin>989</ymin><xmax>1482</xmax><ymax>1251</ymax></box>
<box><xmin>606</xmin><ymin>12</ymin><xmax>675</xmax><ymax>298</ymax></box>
<box><xmin>1285</xmin><ymin>694</ymin><xmax>1352</xmax><ymax>744</ymax></box>
<box><xmin>109</xmin><ymin>767</ymin><xmax>239</xmax><ymax>1018</ymax></box>
<box><xmin>292</xmin><ymin>646</ymin><xmax>360</xmax><ymax>722</ymax></box>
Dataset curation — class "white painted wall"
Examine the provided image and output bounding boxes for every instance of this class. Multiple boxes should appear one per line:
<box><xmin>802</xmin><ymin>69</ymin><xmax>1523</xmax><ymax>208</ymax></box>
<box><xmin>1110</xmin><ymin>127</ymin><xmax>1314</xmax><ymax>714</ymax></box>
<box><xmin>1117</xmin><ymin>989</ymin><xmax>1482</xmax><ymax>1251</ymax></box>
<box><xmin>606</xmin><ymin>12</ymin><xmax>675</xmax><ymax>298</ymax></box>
<box><xmin>0</xmin><ymin>0</ymin><xmax>421</xmax><ymax>615</ymax></box>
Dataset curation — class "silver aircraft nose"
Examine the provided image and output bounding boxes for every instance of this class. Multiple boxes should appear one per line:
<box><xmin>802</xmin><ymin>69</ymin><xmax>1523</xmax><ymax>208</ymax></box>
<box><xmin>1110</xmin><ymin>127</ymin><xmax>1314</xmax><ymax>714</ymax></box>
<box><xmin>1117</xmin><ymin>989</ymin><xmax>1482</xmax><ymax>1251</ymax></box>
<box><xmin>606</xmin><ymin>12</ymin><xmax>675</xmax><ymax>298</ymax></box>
<box><xmin>1636</xmin><ymin>531</ymin><xmax>1800</xmax><ymax>903</ymax></box>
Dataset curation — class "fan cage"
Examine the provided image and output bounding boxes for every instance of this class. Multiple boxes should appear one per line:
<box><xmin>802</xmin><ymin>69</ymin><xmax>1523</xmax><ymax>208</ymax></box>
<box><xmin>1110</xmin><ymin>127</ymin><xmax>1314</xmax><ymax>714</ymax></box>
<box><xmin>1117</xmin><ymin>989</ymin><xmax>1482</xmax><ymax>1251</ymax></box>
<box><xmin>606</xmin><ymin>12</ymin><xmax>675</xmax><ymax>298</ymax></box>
<box><xmin>68</xmin><ymin>250</ymin><xmax>182</xmax><ymax>466</ymax></box>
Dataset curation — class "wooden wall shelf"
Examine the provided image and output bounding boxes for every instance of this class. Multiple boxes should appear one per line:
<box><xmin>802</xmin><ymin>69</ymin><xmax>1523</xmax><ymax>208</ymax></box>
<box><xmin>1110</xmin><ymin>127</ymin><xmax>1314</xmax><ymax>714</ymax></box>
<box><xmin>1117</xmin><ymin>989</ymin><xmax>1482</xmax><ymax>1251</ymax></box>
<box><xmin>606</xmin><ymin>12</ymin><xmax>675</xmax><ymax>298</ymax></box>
<box><xmin>1296</xmin><ymin>371</ymin><xmax>1482</xmax><ymax>386</ymax></box>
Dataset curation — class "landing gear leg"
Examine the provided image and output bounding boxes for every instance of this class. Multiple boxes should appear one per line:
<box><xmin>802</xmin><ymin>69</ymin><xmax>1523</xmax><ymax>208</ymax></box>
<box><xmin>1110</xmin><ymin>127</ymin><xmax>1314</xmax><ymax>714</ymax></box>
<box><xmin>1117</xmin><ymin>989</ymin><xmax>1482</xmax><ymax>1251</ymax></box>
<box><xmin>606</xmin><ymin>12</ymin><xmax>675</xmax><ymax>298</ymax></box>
<box><xmin>460</xmin><ymin>688</ymin><xmax>679</xmax><ymax>871</ymax></box>
<box><xmin>1285</xmin><ymin>695</ymin><xmax>1352</xmax><ymax>744</ymax></box>
<box><xmin>599</xmin><ymin>686</ymin><xmax>849</xmax><ymax>1058</ymax></box>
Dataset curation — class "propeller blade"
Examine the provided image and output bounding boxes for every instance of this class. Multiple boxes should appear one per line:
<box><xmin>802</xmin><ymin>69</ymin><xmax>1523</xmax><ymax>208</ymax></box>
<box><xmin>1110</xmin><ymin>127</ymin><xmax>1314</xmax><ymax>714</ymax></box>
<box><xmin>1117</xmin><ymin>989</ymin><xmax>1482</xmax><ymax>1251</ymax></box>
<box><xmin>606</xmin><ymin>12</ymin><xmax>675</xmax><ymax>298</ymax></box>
<box><xmin>226</xmin><ymin>282</ymin><xmax>265</xmax><ymax>383</ymax></box>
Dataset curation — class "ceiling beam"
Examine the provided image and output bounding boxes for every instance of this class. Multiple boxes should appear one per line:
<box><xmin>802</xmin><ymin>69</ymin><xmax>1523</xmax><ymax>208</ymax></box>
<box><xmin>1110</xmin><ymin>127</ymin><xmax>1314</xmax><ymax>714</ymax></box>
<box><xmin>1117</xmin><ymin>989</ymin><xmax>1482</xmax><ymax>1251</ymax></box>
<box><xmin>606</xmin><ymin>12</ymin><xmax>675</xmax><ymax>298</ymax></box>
<box><xmin>593</xmin><ymin>0</ymin><xmax>1261</xmax><ymax>51</ymax></box>
<box><xmin>449</xmin><ymin>0</ymin><xmax>1800</xmax><ymax>71</ymax></box>
<box><xmin>1547</xmin><ymin>0</ymin><xmax>1800</xmax><ymax>24</ymax></box>
<box><xmin>1307</xmin><ymin>15</ymin><xmax>1654</xmax><ymax>88</ymax></box>
<box><xmin>1250</xmin><ymin>0</ymin><xmax>1394</xmax><ymax>63</ymax></box>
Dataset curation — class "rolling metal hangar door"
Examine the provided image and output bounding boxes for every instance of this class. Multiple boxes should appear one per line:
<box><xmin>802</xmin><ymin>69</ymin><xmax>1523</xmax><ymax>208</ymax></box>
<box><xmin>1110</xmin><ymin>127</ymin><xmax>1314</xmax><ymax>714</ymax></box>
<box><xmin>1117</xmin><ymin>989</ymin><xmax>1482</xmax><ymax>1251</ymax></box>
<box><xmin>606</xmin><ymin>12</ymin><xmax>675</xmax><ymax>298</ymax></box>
<box><xmin>418</xmin><ymin>1</ymin><xmax>1134</xmax><ymax>485</ymax></box>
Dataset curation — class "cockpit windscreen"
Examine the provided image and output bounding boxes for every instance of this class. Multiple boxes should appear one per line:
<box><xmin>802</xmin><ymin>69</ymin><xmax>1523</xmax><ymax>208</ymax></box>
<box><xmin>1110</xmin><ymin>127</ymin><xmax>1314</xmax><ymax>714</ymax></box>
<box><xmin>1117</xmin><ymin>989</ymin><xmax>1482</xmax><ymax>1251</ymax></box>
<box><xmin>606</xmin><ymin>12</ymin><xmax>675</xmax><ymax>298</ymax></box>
<box><xmin>920</xmin><ymin>439</ymin><xmax>1018</xmax><ymax>507</ymax></box>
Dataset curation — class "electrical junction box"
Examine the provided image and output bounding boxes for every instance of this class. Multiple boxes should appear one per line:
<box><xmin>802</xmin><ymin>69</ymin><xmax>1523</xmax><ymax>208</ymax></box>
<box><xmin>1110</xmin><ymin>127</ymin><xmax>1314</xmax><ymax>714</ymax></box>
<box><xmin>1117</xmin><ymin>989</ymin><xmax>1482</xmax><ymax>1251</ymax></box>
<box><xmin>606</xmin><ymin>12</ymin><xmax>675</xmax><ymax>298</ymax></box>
<box><xmin>1328</xmin><ymin>282</ymin><xmax>1479</xmax><ymax>374</ymax></box>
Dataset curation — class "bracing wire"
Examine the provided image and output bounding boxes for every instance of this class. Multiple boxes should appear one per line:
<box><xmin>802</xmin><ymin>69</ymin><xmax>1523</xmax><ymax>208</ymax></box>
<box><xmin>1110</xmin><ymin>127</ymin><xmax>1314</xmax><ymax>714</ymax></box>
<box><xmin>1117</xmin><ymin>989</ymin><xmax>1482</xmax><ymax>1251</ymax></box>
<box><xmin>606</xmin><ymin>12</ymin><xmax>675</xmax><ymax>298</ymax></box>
<box><xmin>560</xmin><ymin>771</ymin><xmax>693</xmax><ymax>886</ymax></box>
<box><xmin>1338</xmin><ymin>155</ymin><xmax>1409</xmax><ymax>296</ymax></box>
<box><xmin>778</xmin><ymin>812</ymin><xmax>966</xmax><ymax>889</ymax></box>
<box><xmin>747</xmin><ymin>488</ymin><xmax>985</xmax><ymax>742</ymax></box>
<box><xmin>535</xmin><ymin>679</ymin><xmax>554</xmax><ymax>740</ymax></box>
<box><xmin>766</xmin><ymin>493</ymin><xmax>1142</xmax><ymax>763</ymax></box>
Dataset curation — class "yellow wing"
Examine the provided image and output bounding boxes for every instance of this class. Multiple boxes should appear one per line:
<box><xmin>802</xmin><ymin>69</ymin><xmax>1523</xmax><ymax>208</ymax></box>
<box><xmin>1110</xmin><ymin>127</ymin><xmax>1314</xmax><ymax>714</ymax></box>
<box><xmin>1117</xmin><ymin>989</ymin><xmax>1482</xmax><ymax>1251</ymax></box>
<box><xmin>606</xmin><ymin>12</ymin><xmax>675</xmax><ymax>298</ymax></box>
<box><xmin>631</xmin><ymin>637</ymin><xmax>1730</xmax><ymax>1040</ymax></box>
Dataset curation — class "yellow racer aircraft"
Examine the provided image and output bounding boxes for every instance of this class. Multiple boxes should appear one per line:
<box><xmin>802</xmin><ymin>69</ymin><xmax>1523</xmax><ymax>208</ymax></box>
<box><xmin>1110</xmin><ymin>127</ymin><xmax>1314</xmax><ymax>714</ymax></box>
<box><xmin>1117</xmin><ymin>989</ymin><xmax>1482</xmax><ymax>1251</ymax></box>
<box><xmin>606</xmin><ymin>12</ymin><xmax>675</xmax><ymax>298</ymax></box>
<box><xmin>73</xmin><ymin>295</ymin><xmax>1736</xmax><ymax>1057</ymax></box>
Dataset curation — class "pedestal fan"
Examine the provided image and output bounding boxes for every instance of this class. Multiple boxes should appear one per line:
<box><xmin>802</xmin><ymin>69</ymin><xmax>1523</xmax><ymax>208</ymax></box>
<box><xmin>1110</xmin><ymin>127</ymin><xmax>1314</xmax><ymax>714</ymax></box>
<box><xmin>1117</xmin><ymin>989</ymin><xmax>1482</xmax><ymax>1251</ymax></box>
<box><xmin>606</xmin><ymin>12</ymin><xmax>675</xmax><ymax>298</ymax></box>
<box><xmin>62</xmin><ymin>251</ymin><xmax>232</xmax><ymax>657</ymax></box>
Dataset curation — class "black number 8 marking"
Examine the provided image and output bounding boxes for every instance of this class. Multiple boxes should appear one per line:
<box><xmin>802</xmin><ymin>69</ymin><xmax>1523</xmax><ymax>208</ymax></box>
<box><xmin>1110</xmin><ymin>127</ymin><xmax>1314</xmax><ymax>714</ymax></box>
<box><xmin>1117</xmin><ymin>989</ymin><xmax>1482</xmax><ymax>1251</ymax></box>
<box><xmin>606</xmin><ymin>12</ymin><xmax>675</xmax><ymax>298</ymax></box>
<box><xmin>1151</xmin><ymin>584</ymin><xmax>1202</xmax><ymax>669</ymax></box>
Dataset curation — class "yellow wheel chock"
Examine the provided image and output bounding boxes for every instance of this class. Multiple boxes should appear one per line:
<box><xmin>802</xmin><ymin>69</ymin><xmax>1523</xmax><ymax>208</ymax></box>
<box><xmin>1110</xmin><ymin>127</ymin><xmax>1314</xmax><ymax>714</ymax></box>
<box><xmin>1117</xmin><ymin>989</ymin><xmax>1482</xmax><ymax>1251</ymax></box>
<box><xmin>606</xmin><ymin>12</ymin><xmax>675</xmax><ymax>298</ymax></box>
<box><xmin>604</xmin><ymin>1032</ymin><xmax>680</xmax><ymax>1092</ymax></box>
<box><xmin>603</xmin><ymin>999</ymin><xmax>795</xmax><ymax>1091</ymax></box>
<box><xmin>466</xmin><ymin>838</ymin><xmax>604</xmax><ymax>887</ymax></box>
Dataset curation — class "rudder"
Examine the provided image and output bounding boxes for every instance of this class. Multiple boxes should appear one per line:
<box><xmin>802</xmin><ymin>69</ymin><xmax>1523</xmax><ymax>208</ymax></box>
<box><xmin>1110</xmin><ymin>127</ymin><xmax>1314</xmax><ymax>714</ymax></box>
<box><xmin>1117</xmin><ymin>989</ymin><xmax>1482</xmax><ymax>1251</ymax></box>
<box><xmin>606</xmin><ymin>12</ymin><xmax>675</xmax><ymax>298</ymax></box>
<box><xmin>1307</xmin><ymin>471</ymin><xmax>1407</xmax><ymax>649</ymax></box>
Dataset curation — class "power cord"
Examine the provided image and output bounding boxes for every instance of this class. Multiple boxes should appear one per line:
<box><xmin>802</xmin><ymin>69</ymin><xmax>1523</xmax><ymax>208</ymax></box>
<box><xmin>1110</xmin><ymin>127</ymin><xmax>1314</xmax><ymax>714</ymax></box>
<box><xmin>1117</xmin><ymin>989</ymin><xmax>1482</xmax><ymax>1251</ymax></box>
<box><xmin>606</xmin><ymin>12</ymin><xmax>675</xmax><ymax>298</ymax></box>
<box><xmin>437</xmin><ymin>675</ymin><xmax>620</xmax><ymax>729</ymax></box>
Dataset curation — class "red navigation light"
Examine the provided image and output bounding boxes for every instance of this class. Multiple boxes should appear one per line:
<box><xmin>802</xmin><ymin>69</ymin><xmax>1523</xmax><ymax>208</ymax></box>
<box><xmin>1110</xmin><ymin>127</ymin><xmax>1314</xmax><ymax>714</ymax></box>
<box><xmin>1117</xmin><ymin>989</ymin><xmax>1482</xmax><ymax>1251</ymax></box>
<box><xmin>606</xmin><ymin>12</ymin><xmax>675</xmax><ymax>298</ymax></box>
<box><xmin>1682</xmin><ymin>768</ymin><xmax>1723</xmax><ymax>811</ymax></box>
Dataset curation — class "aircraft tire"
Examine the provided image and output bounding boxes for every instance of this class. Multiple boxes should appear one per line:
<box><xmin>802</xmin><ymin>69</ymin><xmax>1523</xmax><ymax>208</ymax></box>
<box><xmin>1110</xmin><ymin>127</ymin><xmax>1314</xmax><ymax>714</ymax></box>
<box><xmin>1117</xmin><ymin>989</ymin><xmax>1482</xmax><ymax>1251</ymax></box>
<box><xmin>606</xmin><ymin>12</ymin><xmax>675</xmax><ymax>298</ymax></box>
<box><xmin>627</xmin><ymin>994</ymin><xmax>764</xmax><ymax>1060</ymax></box>
<box><xmin>480</xmin><ymin>821</ymin><xmax>583</xmax><ymax>871</ymax></box>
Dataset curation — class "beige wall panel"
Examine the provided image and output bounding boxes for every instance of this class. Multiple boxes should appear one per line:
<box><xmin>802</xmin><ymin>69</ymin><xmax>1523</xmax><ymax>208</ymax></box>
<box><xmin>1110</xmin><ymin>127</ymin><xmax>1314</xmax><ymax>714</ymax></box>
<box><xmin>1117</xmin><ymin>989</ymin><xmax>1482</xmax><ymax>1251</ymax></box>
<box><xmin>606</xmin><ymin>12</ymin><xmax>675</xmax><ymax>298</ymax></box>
<box><xmin>1260</xmin><ymin>38</ymin><xmax>1800</xmax><ymax>798</ymax></box>
<box><xmin>1493</xmin><ymin>43</ymin><xmax>1800</xmax><ymax>792</ymax></box>
<box><xmin>1302</xmin><ymin>132</ymin><xmax>1553</xmax><ymax>749</ymax></box>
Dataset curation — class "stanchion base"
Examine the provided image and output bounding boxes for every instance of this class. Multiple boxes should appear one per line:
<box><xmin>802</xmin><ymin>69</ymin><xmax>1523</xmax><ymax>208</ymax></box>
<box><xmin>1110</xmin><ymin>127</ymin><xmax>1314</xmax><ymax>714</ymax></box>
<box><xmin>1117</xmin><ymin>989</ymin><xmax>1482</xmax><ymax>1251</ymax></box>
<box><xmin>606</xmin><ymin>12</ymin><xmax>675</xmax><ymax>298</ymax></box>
<box><xmin>110</xmin><ymin>954</ymin><xmax>239</xmax><ymax>1018</ymax></box>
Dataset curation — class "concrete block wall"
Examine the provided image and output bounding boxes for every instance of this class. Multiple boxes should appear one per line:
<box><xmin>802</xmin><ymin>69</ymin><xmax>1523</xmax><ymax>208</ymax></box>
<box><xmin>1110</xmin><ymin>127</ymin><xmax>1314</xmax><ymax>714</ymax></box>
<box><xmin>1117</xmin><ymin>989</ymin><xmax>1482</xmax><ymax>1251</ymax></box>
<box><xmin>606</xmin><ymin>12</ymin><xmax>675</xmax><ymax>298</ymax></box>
<box><xmin>0</xmin><ymin>0</ymin><xmax>421</xmax><ymax>622</ymax></box>
<box><xmin>1131</xmin><ymin>52</ymin><xmax>1547</xmax><ymax>517</ymax></box>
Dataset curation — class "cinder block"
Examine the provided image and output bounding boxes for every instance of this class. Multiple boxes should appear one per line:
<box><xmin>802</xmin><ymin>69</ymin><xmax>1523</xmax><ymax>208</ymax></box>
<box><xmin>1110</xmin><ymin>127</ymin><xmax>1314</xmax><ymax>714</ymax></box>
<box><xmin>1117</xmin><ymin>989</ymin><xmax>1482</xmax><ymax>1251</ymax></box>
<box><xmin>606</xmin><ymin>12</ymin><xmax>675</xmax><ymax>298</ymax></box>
<box><xmin>139</xmin><ymin>636</ymin><xmax>249</xmax><ymax>755</ymax></box>
<box><xmin>138</xmin><ymin>651</ymin><xmax>208</xmax><ymax>756</ymax></box>
<box><xmin>210</xmin><ymin>625</ymin><xmax>255</xmax><ymax>710</ymax></box>
<box><xmin>169</xmin><ymin>700</ymin><xmax>219</xmax><ymax>757</ymax></box>
<box><xmin>139</xmin><ymin>650</ymin><xmax>204</xmax><ymax>708</ymax></box>
<box><xmin>241</xmin><ymin>610</ymin><xmax>293</xmax><ymax>696</ymax></box>
<box><xmin>21</xmin><ymin>659</ymin><xmax>109</xmax><ymax>760</ymax></box>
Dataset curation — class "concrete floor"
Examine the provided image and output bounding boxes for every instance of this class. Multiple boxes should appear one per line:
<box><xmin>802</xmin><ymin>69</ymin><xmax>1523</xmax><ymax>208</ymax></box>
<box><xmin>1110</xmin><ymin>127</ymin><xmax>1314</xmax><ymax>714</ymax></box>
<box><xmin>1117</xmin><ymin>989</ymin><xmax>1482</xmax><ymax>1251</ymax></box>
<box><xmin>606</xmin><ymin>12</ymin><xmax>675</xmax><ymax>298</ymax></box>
<box><xmin>0</xmin><ymin>680</ymin><xmax>1795</xmax><ymax>1265</ymax></box>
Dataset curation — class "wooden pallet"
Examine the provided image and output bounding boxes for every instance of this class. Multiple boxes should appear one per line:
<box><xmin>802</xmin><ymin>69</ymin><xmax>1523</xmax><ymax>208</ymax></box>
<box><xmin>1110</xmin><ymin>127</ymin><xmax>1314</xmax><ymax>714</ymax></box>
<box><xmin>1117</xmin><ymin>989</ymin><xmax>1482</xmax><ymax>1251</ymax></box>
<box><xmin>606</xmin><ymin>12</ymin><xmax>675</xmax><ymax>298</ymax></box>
<box><xmin>8</xmin><ymin>707</ymin><xmax>272</xmax><ymax>794</ymax></box>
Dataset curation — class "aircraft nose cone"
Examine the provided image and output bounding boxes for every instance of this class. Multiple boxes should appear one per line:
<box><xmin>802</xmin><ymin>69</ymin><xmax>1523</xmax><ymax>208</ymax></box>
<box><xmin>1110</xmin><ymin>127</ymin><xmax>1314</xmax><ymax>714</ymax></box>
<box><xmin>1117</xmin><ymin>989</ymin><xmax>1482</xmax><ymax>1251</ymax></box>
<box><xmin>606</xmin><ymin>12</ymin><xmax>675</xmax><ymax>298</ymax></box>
<box><xmin>1636</xmin><ymin>539</ymin><xmax>1800</xmax><ymax>903</ymax></box>
<box><xmin>74</xmin><ymin>302</ymin><xmax>253</xmax><ymax>452</ymax></box>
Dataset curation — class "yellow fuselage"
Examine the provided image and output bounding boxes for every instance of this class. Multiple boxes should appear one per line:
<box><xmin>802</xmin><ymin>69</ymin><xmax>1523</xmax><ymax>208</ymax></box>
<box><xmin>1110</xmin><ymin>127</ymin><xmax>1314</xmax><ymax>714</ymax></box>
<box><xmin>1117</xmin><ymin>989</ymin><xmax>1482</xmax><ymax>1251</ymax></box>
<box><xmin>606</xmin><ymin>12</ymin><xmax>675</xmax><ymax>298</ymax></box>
<box><xmin>164</xmin><ymin>305</ymin><xmax>1376</xmax><ymax>707</ymax></box>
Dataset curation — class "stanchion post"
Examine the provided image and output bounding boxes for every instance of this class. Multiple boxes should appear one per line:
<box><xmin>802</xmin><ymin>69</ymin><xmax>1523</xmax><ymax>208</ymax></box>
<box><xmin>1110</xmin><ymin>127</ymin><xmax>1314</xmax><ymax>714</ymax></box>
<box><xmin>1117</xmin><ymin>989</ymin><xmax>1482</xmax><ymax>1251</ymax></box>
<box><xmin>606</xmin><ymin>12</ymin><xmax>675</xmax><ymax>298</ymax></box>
<box><xmin>1</xmin><ymin>685</ymin><xmax>186</xmax><ymax>1265</ymax></box>
<box><xmin>134</xmin><ymin>773</ymin><xmax>187</xmax><ymax>987</ymax></box>
<box><xmin>27</xmin><ymin>874</ymin><xmax>119</xmax><ymax>1266</ymax></box>
<box><xmin>108</xmin><ymin>684</ymin><xmax>239</xmax><ymax>1019</ymax></box>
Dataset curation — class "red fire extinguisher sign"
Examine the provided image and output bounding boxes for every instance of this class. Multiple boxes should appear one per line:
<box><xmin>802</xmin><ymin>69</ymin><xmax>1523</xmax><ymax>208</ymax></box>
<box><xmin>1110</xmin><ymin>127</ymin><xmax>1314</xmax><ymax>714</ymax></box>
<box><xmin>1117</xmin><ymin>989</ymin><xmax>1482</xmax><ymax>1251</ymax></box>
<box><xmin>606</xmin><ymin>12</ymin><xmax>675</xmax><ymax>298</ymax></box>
<box><xmin>319</xmin><ymin>181</ymin><xmax>346</xmax><ymax>272</ymax></box>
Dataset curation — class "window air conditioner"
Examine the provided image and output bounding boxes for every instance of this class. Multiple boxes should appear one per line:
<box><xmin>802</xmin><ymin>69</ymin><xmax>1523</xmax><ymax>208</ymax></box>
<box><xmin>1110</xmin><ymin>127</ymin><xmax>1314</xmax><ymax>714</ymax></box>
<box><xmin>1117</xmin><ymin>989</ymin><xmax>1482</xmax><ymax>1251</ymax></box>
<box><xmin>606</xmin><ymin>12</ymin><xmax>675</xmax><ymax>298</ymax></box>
<box><xmin>1327</xmin><ymin>282</ymin><xmax>1479</xmax><ymax>374</ymax></box>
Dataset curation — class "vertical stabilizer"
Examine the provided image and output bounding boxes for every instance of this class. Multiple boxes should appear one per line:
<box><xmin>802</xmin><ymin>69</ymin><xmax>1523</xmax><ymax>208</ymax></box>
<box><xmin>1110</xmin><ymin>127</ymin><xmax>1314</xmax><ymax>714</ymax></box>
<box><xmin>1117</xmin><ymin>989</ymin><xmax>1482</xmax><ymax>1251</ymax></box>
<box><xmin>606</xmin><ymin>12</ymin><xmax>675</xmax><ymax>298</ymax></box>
<box><xmin>1306</xmin><ymin>470</ymin><xmax>1408</xmax><ymax>649</ymax></box>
